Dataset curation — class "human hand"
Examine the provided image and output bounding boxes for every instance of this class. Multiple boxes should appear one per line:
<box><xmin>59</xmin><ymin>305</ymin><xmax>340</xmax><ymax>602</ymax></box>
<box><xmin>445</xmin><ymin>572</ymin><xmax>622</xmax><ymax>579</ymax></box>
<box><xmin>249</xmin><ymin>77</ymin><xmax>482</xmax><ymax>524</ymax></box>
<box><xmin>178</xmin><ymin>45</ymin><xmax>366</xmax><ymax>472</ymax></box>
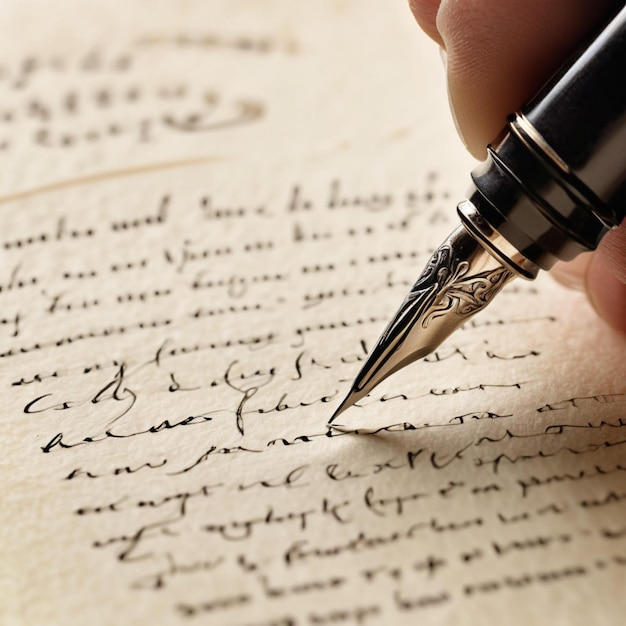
<box><xmin>409</xmin><ymin>0</ymin><xmax>626</xmax><ymax>331</ymax></box>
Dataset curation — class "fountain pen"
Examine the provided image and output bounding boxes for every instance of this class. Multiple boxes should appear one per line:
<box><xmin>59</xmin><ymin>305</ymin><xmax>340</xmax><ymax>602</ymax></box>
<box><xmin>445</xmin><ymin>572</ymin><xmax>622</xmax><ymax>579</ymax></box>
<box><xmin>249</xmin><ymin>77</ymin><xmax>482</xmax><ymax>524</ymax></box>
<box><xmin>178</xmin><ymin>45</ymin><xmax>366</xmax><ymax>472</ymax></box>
<box><xmin>331</xmin><ymin>5</ymin><xmax>626</xmax><ymax>422</ymax></box>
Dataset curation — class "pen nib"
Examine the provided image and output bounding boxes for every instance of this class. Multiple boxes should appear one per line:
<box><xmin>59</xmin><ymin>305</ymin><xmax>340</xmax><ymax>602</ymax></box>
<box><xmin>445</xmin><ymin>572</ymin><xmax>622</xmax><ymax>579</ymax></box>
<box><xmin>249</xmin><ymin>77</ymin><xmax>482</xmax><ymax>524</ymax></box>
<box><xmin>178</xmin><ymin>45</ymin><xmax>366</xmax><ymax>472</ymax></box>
<box><xmin>330</xmin><ymin>226</ymin><xmax>515</xmax><ymax>423</ymax></box>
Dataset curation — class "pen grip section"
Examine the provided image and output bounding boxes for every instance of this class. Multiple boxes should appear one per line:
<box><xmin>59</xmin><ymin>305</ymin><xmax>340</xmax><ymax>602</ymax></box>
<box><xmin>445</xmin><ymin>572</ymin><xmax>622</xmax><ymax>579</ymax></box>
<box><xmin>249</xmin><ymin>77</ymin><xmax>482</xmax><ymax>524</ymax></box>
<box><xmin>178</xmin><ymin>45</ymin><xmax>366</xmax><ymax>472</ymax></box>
<box><xmin>466</xmin><ymin>126</ymin><xmax>607</xmax><ymax>272</ymax></box>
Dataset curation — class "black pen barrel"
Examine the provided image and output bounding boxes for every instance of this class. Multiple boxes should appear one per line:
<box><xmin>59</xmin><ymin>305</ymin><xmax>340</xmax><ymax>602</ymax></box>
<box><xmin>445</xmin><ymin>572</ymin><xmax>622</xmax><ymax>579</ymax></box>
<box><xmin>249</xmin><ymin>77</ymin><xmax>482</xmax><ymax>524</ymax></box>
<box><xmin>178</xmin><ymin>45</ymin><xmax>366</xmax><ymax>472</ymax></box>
<box><xmin>461</xmin><ymin>5</ymin><xmax>626</xmax><ymax>273</ymax></box>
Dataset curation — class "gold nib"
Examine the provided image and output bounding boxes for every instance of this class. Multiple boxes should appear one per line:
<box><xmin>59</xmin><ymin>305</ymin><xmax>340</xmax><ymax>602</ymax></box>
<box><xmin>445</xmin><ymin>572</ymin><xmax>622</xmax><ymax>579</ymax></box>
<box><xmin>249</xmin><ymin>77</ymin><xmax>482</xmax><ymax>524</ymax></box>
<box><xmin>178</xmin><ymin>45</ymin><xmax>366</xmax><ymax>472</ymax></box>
<box><xmin>330</xmin><ymin>226</ymin><xmax>515</xmax><ymax>423</ymax></box>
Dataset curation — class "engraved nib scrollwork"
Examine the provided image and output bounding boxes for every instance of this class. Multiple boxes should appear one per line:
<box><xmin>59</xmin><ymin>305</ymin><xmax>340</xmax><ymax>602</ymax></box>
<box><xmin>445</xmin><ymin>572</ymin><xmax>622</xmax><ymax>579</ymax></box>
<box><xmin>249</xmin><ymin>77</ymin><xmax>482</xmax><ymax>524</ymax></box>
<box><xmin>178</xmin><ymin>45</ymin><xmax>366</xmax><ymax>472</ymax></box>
<box><xmin>422</xmin><ymin>264</ymin><xmax>513</xmax><ymax>327</ymax></box>
<box><xmin>330</xmin><ymin>226</ymin><xmax>514</xmax><ymax>422</ymax></box>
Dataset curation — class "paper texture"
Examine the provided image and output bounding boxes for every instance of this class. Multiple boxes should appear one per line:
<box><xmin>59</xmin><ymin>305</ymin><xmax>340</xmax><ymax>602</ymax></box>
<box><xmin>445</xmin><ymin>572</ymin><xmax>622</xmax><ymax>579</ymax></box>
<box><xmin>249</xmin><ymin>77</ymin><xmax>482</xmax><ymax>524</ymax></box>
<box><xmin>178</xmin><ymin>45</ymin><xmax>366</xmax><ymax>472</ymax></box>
<box><xmin>1</xmin><ymin>2</ymin><xmax>625</xmax><ymax>625</ymax></box>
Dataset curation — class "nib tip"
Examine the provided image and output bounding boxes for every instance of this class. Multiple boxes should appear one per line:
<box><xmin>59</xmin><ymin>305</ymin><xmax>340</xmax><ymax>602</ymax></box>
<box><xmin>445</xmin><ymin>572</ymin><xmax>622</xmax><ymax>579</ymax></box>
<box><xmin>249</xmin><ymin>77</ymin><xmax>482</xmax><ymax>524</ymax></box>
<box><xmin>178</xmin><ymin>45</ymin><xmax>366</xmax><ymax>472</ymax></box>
<box><xmin>329</xmin><ymin>391</ymin><xmax>358</xmax><ymax>424</ymax></box>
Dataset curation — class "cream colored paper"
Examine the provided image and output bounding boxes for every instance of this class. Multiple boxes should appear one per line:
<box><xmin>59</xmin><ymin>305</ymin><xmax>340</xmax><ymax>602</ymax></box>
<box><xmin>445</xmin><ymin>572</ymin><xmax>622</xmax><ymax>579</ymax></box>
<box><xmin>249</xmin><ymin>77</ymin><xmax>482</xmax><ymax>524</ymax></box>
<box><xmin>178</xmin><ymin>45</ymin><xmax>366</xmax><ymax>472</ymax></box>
<box><xmin>1</xmin><ymin>2</ymin><xmax>625</xmax><ymax>625</ymax></box>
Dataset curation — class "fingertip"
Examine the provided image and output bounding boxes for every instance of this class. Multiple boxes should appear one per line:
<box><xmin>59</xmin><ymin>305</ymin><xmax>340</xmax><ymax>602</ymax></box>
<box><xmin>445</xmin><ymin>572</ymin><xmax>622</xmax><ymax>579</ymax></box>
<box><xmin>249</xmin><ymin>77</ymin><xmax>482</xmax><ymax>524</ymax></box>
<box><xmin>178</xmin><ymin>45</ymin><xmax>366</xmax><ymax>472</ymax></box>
<box><xmin>550</xmin><ymin>254</ymin><xmax>592</xmax><ymax>292</ymax></box>
<box><xmin>586</xmin><ymin>250</ymin><xmax>626</xmax><ymax>333</ymax></box>
<box><xmin>551</xmin><ymin>225</ymin><xmax>626</xmax><ymax>333</ymax></box>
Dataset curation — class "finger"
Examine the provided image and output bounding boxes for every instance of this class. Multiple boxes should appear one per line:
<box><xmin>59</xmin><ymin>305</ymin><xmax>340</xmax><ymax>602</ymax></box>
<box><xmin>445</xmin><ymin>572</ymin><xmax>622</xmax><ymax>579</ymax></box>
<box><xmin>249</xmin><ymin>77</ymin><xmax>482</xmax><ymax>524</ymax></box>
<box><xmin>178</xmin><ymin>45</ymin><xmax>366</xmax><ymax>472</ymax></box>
<box><xmin>436</xmin><ymin>0</ymin><xmax>619</xmax><ymax>158</ymax></box>
<box><xmin>586</xmin><ymin>222</ymin><xmax>626</xmax><ymax>332</ymax></box>
<box><xmin>551</xmin><ymin>254</ymin><xmax>592</xmax><ymax>292</ymax></box>
<box><xmin>552</xmin><ymin>222</ymin><xmax>626</xmax><ymax>332</ymax></box>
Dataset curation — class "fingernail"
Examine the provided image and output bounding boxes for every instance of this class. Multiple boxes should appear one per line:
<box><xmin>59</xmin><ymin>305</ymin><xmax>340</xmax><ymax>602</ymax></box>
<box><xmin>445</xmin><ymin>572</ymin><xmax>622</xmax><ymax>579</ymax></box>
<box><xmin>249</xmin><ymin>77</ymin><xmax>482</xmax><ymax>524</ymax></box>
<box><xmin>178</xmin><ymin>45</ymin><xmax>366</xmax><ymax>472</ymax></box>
<box><xmin>550</xmin><ymin>254</ymin><xmax>592</xmax><ymax>291</ymax></box>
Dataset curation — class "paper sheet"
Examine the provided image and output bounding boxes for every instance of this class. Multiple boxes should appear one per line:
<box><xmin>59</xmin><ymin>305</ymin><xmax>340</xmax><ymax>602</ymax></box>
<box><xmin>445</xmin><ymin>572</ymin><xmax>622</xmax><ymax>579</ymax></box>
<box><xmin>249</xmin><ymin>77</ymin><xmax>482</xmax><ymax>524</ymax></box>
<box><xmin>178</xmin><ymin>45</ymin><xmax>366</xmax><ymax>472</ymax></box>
<box><xmin>1</xmin><ymin>1</ymin><xmax>625</xmax><ymax>625</ymax></box>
